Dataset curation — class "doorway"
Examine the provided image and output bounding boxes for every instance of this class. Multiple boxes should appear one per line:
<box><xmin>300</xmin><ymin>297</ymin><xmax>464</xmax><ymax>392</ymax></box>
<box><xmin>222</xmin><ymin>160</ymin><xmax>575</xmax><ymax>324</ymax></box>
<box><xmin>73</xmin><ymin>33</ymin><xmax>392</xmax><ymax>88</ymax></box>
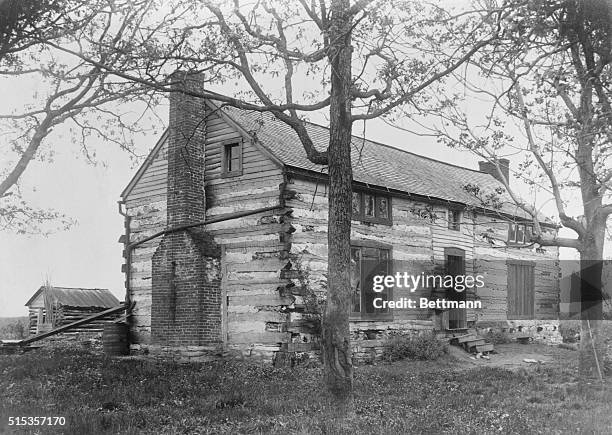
<box><xmin>445</xmin><ymin>247</ymin><xmax>466</xmax><ymax>329</ymax></box>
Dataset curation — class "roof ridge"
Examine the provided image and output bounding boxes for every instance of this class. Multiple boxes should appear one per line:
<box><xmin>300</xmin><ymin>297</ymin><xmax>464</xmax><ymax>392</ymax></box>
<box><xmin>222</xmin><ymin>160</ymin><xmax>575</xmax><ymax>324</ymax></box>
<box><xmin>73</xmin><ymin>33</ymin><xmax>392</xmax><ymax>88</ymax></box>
<box><xmin>42</xmin><ymin>286</ymin><xmax>110</xmax><ymax>291</ymax></box>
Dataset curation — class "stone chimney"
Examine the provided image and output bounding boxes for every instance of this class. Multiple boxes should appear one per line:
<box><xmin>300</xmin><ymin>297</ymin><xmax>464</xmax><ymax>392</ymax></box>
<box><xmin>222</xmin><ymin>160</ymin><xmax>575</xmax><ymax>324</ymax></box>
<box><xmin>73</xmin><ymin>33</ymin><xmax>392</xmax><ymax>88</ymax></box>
<box><xmin>479</xmin><ymin>158</ymin><xmax>510</xmax><ymax>184</ymax></box>
<box><xmin>151</xmin><ymin>73</ymin><xmax>222</xmax><ymax>349</ymax></box>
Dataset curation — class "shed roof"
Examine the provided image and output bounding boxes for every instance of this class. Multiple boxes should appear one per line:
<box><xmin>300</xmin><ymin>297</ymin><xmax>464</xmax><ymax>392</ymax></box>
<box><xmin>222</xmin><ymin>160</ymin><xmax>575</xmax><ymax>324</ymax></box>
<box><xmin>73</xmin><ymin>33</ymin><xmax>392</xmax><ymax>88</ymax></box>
<box><xmin>25</xmin><ymin>286</ymin><xmax>121</xmax><ymax>308</ymax></box>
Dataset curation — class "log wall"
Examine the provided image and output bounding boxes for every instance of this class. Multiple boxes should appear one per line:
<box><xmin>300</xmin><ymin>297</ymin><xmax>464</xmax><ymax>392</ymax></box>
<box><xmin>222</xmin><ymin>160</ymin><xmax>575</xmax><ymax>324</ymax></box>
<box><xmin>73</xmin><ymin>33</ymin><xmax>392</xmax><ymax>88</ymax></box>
<box><xmin>28</xmin><ymin>306</ymin><xmax>121</xmax><ymax>336</ymax></box>
<box><xmin>124</xmin><ymin>108</ymin><xmax>290</xmax><ymax>361</ymax></box>
<box><xmin>282</xmin><ymin>176</ymin><xmax>560</xmax><ymax>362</ymax></box>
<box><xmin>472</xmin><ymin>214</ymin><xmax>560</xmax><ymax>323</ymax></box>
<box><xmin>282</xmin><ymin>176</ymin><xmax>441</xmax><ymax>361</ymax></box>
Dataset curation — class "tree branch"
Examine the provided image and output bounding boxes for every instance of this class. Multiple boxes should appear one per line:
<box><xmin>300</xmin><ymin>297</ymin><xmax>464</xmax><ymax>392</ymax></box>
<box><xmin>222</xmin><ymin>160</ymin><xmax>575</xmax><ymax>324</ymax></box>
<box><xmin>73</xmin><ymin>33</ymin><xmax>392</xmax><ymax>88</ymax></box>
<box><xmin>514</xmin><ymin>77</ymin><xmax>587</xmax><ymax>238</ymax></box>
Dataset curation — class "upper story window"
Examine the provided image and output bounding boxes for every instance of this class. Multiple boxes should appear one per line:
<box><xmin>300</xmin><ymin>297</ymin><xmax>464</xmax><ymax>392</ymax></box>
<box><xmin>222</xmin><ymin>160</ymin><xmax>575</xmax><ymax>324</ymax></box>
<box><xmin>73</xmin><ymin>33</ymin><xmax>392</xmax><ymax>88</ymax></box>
<box><xmin>448</xmin><ymin>209</ymin><xmax>461</xmax><ymax>231</ymax></box>
<box><xmin>508</xmin><ymin>223</ymin><xmax>533</xmax><ymax>245</ymax></box>
<box><xmin>352</xmin><ymin>191</ymin><xmax>392</xmax><ymax>224</ymax></box>
<box><xmin>222</xmin><ymin>141</ymin><xmax>242</xmax><ymax>177</ymax></box>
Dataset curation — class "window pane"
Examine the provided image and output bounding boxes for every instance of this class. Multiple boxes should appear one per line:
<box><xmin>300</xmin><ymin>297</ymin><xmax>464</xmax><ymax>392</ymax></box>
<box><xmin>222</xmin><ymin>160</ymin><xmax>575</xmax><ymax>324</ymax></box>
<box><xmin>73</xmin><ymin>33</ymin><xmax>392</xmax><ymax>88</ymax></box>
<box><xmin>525</xmin><ymin>225</ymin><xmax>533</xmax><ymax>243</ymax></box>
<box><xmin>377</xmin><ymin>197</ymin><xmax>388</xmax><ymax>219</ymax></box>
<box><xmin>225</xmin><ymin>145</ymin><xmax>231</xmax><ymax>171</ymax></box>
<box><xmin>351</xmin><ymin>246</ymin><xmax>392</xmax><ymax>316</ymax></box>
<box><xmin>225</xmin><ymin>144</ymin><xmax>240</xmax><ymax>172</ymax></box>
<box><xmin>350</xmin><ymin>248</ymin><xmax>361</xmax><ymax>313</ymax></box>
<box><xmin>448</xmin><ymin>210</ymin><xmax>460</xmax><ymax>230</ymax></box>
<box><xmin>363</xmin><ymin>255</ymin><xmax>377</xmax><ymax>313</ymax></box>
<box><xmin>352</xmin><ymin>192</ymin><xmax>361</xmax><ymax>216</ymax></box>
<box><xmin>230</xmin><ymin>156</ymin><xmax>240</xmax><ymax>172</ymax></box>
<box><xmin>363</xmin><ymin>248</ymin><xmax>389</xmax><ymax>314</ymax></box>
<box><xmin>508</xmin><ymin>223</ymin><xmax>516</xmax><ymax>242</ymax></box>
<box><xmin>379</xmin><ymin>250</ymin><xmax>390</xmax><ymax>312</ymax></box>
<box><xmin>364</xmin><ymin>194</ymin><xmax>375</xmax><ymax>217</ymax></box>
<box><xmin>360</xmin><ymin>250</ymin><xmax>373</xmax><ymax>313</ymax></box>
<box><xmin>516</xmin><ymin>225</ymin><xmax>524</xmax><ymax>243</ymax></box>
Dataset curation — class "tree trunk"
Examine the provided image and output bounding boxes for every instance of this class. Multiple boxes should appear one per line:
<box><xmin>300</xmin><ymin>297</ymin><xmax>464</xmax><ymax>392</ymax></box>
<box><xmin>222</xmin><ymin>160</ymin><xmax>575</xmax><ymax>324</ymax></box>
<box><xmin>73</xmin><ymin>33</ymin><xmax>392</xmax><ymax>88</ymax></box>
<box><xmin>321</xmin><ymin>0</ymin><xmax>354</xmax><ymax>402</ymax></box>
<box><xmin>578</xmin><ymin>225</ymin><xmax>606</xmax><ymax>381</ymax></box>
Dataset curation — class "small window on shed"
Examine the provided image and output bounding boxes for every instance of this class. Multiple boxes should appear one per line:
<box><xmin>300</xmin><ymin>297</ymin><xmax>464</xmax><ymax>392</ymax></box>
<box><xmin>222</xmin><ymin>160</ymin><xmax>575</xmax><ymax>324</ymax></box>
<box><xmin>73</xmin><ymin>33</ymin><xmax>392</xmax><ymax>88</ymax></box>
<box><xmin>223</xmin><ymin>142</ymin><xmax>242</xmax><ymax>176</ymax></box>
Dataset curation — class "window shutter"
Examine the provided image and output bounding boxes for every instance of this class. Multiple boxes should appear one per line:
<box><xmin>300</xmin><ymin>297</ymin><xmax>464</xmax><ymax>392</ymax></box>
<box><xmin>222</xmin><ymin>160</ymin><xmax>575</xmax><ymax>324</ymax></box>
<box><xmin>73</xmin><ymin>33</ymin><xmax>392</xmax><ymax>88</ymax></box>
<box><xmin>507</xmin><ymin>261</ymin><xmax>535</xmax><ymax>319</ymax></box>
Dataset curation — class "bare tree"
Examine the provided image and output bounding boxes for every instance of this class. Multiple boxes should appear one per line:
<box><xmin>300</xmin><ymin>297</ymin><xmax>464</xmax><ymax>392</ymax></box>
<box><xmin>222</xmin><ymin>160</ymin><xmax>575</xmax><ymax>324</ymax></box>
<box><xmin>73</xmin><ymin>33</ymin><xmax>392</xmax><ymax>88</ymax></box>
<box><xmin>0</xmin><ymin>0</ymin><xmax>158</xmax><ymax>233</ymax></box>
<box><xmin>401</xmin><ymin>0</ymin><xmax>611</xmax><ymax>378</ymax></box>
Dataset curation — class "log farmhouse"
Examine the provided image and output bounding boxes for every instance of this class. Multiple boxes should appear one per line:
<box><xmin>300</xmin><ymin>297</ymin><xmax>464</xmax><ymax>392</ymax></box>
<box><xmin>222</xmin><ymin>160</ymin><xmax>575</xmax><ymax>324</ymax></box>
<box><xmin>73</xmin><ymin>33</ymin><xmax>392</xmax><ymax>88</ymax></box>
<box><xmin>119</xmin><ymin>77</ymin><xmax>561</xmax><ymax>363</ymax></box>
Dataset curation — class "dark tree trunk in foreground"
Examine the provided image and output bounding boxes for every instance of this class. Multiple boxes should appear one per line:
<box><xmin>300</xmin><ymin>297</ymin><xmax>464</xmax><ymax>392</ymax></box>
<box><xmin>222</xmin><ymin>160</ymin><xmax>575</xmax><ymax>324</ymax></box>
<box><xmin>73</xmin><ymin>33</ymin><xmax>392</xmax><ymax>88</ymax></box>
<box><xmin>578</xmin><ymin>223</ymin><xmax>606</xmax><ymax>380</ymax></box>
<box><xmin>321</xmin><ymin>0</ymin><xmax>354</xmax><ymax>401</ymax></box>
<box><xmin>575</xmin><ymin>128</ymin><xmax>608</xmax><ymax>380</ymax></box>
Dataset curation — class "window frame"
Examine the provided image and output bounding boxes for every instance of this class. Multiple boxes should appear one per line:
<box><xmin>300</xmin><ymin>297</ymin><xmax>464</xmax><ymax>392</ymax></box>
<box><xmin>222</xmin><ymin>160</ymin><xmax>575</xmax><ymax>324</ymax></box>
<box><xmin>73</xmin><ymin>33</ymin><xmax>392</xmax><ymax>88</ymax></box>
<box><xmin>349</xmin><ymin>240</ymin><xmax>394</xmax><ymax>321</ymax></box>
<box><xmin>351</xmin><ymin>190</ymin><xmax>393</xmax><ymax>225</ymax></box>
<box><xmin>448</xmin><ymin>209</ymin><xmax>462</xmax><ymax>231</ymax></box>
<box><xmin>444</xmin><ymin>247</ymin><xmax>467</xmax><ymax>329</ymax></box>
<box><xmin>507</xmin><ymin>222</ymin><xmax>534</xmax><ymax>245</ymax></box>
<box><xmin>221</xmin><ymin>140</ymin><xmax>243</xmax><ymax>177</ymax></box>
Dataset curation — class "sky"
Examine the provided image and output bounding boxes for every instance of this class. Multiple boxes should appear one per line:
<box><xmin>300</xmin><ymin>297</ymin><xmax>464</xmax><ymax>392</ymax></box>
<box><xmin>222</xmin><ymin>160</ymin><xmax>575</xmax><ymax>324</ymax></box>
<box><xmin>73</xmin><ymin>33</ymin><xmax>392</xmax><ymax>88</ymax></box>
<box><xmin>0</xmin><ymin>124</ymin><xmax>146</xmax><ymax>317</ymax></box>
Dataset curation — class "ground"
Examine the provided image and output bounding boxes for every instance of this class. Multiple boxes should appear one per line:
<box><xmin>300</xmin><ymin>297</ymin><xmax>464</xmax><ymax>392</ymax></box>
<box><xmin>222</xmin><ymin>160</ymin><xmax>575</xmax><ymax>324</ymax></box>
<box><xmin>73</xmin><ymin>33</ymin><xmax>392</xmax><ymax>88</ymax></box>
<box><xmin>446</xmin><ymin>342</ymin><xmax>576</xmax><ymax>370</ymax></box>
<box><xmin>0</xmin><ymin>343</ymin><xmax>611</xmax><ymax>434</ymax></box>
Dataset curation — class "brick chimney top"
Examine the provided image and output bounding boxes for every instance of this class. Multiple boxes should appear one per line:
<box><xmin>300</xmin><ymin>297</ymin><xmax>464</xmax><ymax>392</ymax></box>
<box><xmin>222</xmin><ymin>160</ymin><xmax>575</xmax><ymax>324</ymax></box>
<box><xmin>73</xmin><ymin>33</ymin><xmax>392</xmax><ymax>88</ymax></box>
<box><xmin>166</xmin><ymin>73</ymin><xmax>206</xmax><ymax>227</ymax></box>
<box><xmin>479</xmin><ymin>158</ymin><xmax>510</xmax><ymax>185</ymax></box>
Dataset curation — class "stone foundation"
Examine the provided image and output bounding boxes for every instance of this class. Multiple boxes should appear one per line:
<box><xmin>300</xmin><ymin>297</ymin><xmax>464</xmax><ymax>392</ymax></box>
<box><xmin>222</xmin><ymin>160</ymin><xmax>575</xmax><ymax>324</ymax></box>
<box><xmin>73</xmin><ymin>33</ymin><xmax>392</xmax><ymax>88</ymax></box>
<box><xmin>350</xmin><ymin>321</ymin><xmax>436</xmax><ymax>364</ymax></box>
<box><xmin>474</xmin><ymin>320</ymin><xmax>563</xmax><ymax>344</ymax></box>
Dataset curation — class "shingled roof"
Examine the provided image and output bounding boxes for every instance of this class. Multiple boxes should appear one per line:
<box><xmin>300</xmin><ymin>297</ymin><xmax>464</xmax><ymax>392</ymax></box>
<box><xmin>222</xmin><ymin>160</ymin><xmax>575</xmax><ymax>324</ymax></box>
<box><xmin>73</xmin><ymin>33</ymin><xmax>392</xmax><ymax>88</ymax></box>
<box><xmin>122</xmin><ymin>98</ymin><xmax>542</xmax><ymax>221</ymax></box>
<box><xmin>219</xmin><ymin>104</ymin><xmax>534</xmax><ymax>219</ymax></box>
<box><xmin>25</xmin><ymin>286</ymin><xmax>121</xmax><ymax>308</ymax></box>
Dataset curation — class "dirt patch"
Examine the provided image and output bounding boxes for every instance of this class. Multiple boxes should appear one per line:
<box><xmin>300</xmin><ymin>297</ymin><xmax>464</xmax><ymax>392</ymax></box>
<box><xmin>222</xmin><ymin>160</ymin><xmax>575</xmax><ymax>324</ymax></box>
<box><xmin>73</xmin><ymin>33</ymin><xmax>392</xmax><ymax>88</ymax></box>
<box><xmin>446</xmin><ymin>342</ymin><xmax>578</xmax><ymax>371</ymax></box>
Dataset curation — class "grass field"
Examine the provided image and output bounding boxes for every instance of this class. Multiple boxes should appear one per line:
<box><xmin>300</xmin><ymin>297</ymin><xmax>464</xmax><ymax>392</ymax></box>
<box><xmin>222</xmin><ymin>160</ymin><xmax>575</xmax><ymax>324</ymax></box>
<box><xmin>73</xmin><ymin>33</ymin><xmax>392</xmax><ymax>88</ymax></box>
<box><xmin>1</xmin><ymin>345</ymin><xmax>611</xmax><ymax>434</ymax></box>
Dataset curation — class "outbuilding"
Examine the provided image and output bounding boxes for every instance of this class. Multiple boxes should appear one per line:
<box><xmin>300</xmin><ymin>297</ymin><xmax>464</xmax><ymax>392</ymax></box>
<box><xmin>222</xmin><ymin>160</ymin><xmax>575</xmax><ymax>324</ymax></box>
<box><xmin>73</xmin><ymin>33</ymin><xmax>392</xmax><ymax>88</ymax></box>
<box><xmin>25</xmin><ymin>286</ymin><xmax>121</xmax><ymax>336</ymax></box>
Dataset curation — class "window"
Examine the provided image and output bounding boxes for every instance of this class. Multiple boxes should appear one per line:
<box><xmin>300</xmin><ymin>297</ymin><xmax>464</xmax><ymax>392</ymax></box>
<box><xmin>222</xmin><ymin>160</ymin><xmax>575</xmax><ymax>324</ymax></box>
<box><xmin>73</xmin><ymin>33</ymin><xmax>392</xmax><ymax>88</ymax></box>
<box><xmin>350</xmin><ymin>244</ymin><xmax>392</xmax><ymax>319</ymax></box>
<box><xmin>448</xmin><ymin>209</ymin><xmax>461</xmax><ymax>231</ymax></box>
<box><xmin>352</xmin><ymin>191</ymin><xmax>392</xmax><ymax>224</ymax></box>
<box><xmin>508</xmin><ymin>223</ymin><xmax>533</xmax><ymax>244</ymax></box>
<box><xmin>364</xmin><ymin>194</ymin><xmax>375</xmax><ymax>217</ymax></box>
<box><xmin>222</xmin><ymin>141</ymin><xmax>242</xmax><ymax>176</ymax></box>
<box><xmin>507</xmin><ymin>260</ymin><xmax>535</xmax><ymax>319</ymax></box>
